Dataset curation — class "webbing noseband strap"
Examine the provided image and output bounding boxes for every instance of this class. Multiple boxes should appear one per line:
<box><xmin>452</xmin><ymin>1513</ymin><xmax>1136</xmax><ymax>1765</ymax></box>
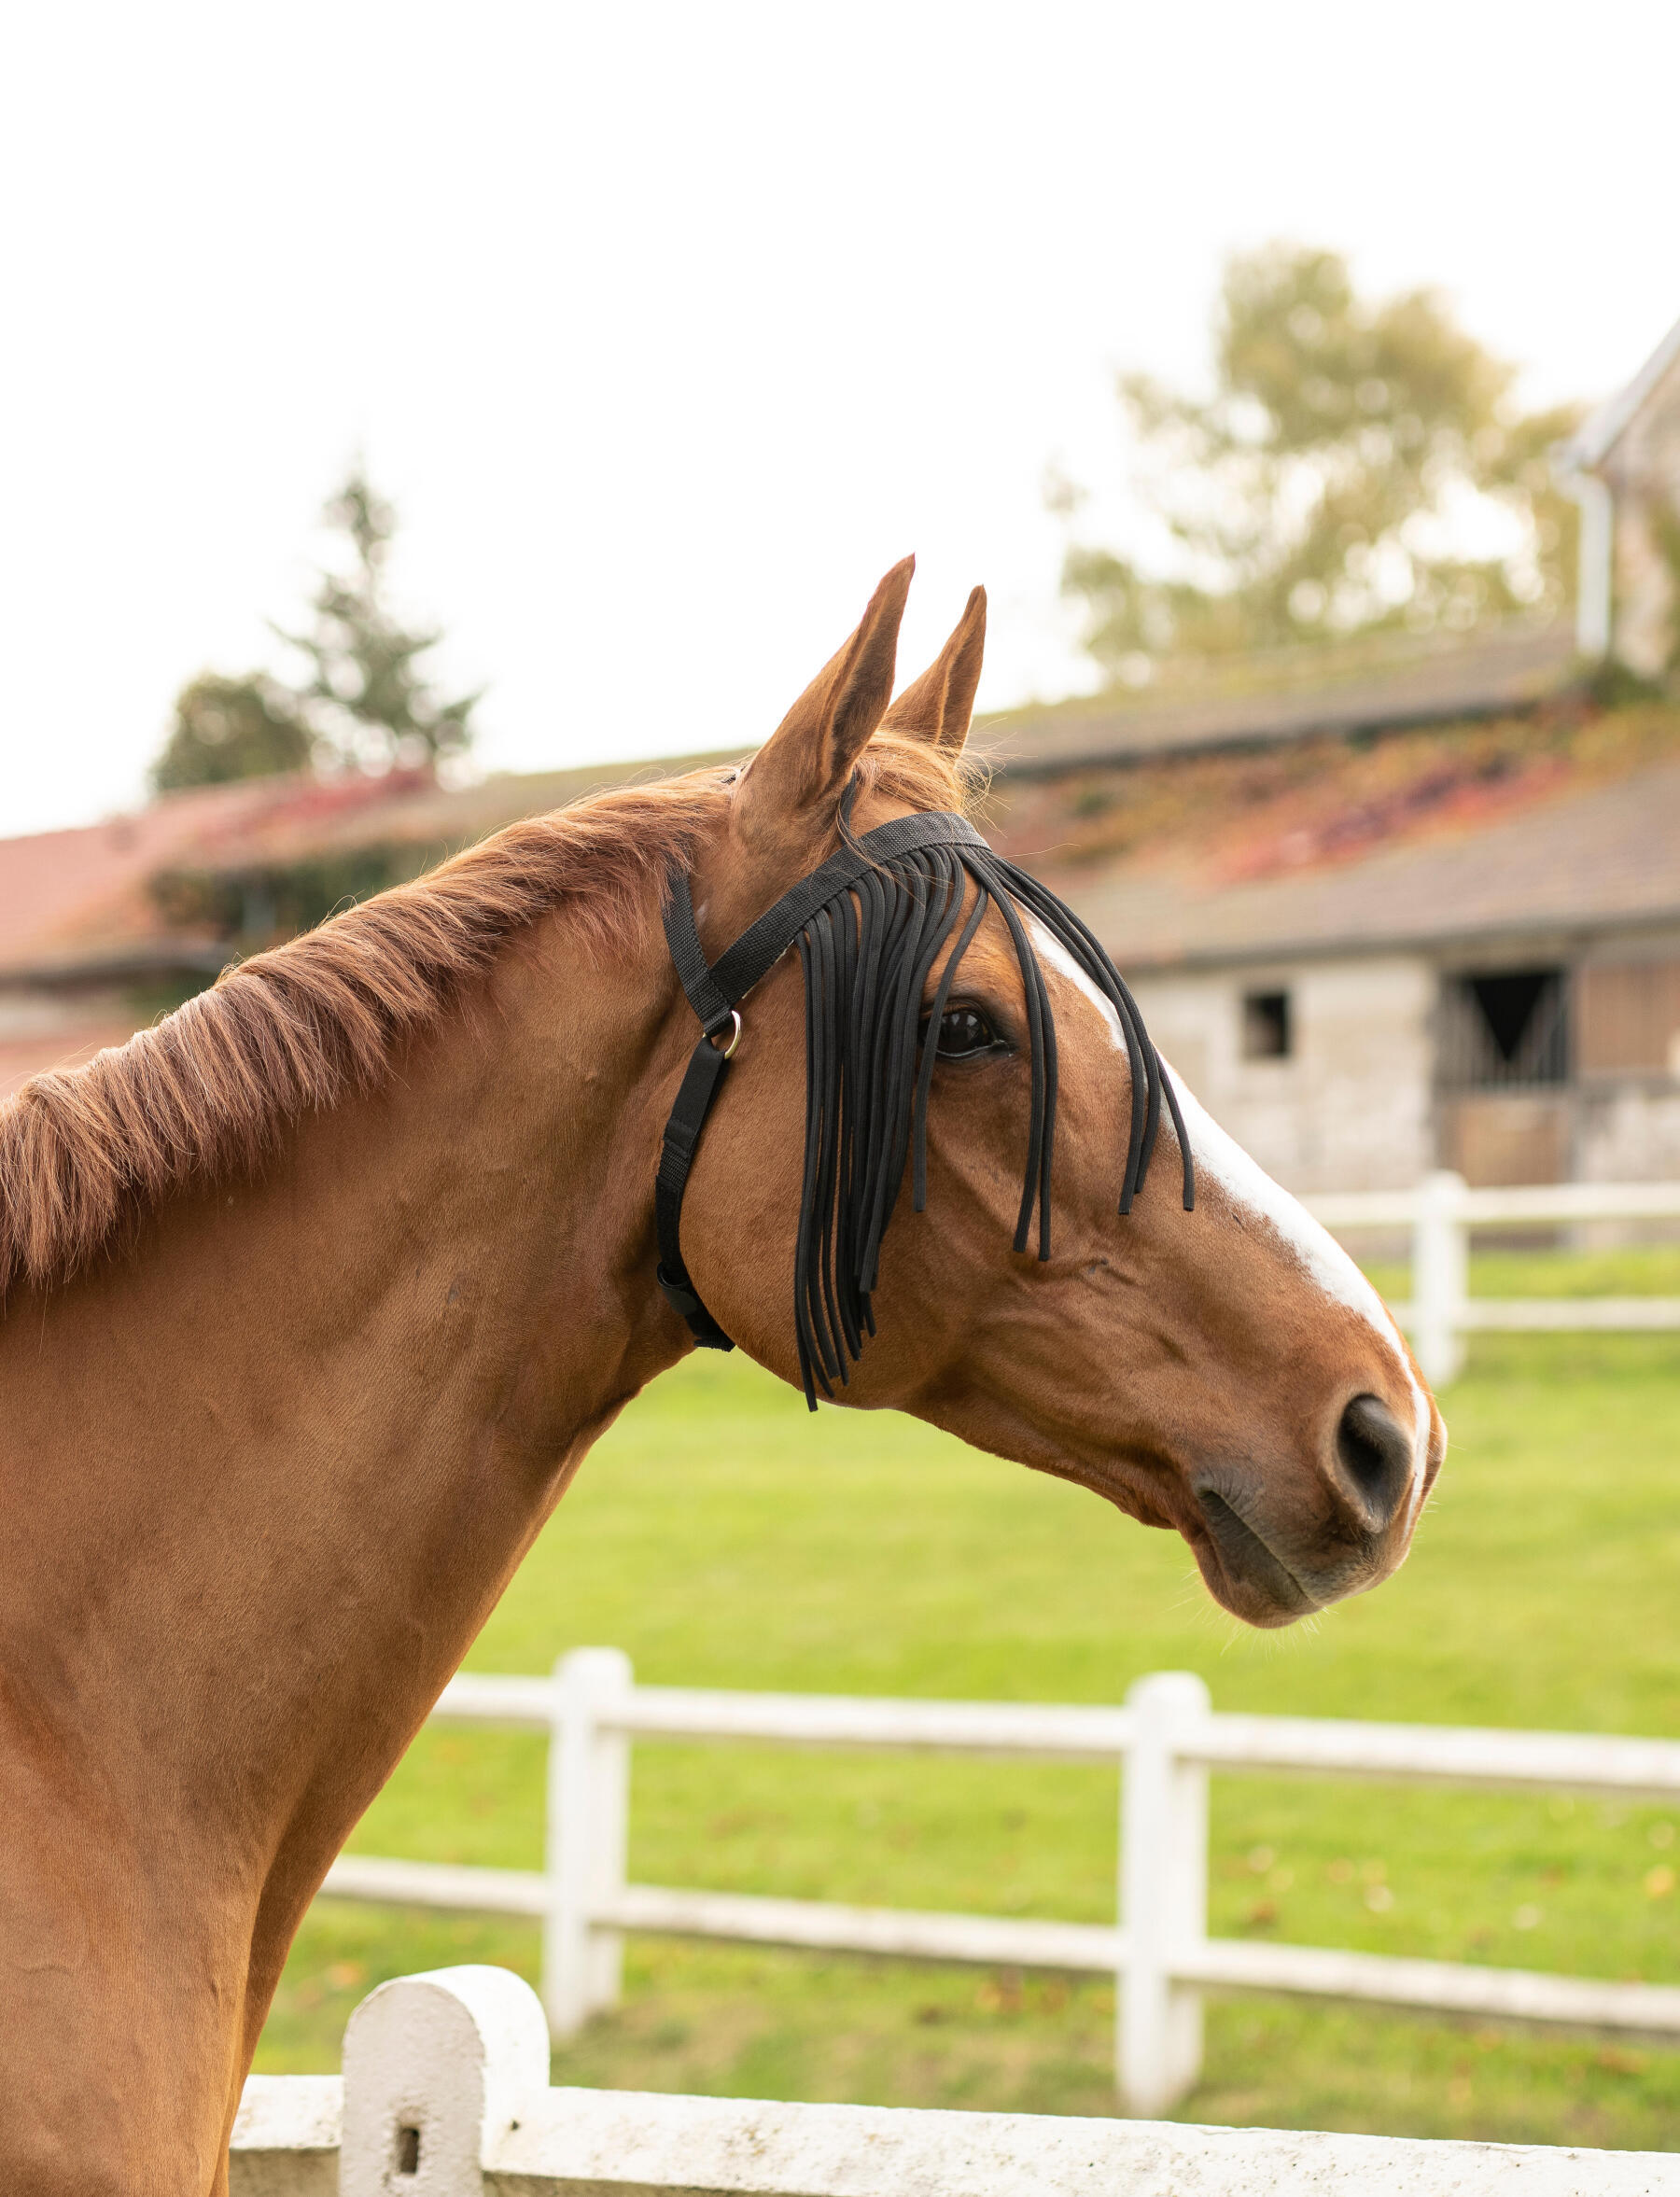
<box><xmin>653</xmin><ymin>799</ymin><xmax>1194</xmax><ymax>1382</ymax></box>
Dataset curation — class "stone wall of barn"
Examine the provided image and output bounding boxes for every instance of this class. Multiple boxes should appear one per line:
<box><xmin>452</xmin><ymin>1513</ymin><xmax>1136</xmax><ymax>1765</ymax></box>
<box><xmin>1575</xmin><ymin>932</ymin><xmax>1680</xmax><ymax>1181</ymax></box>
<box><xmin>1577</xmin><ymin>1082</ymin><xmax>1680</xmax><ymax>1181</ymax></box>
<box><xmin>1127</xmin><ymin>957</ymin><xmax>1436</xmax><ymax>1195</ymax></box>
<box><xmin>1129</xmin><ymin>937</ymin><xmax>1680</xmax><ymax>1196</ymax></box>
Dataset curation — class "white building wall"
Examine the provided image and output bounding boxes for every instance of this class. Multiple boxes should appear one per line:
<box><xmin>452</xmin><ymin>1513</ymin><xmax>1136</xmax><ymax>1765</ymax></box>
<box><xmin>1605</xmin><ymin>343</ymin><xmax>1680</xmax><ymax>679</ymax></box>
<box><xmin>1578</xmin><ymin>1085</ymin><xmax>1680</xmax><ymax>1182</ymax></box>
<box><xmin>1131</xmin><ymin>957</ymin><xmax>1435</xmax><ymax>1195</ymax></box>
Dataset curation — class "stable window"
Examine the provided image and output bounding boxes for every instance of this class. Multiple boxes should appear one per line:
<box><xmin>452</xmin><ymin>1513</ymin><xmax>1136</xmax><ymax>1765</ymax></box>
<box><xmin>1241</xmin><ymin>989</ymin><xmax>1292</xmax><ymax>1060</ymax></box>
<box><xmin>1438</xmin><ymin>968</ymin><xmax>1569</xmax><ymax>1089</ymax></box>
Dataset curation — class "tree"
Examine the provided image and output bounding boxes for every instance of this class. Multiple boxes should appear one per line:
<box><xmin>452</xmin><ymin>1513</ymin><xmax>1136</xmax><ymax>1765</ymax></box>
<box><xmin>150</xmin><ymin>672</ymin><xmax>312</xmax><ymax>793</ymax></box>
<box><xmin>276</xmin><ymin>468</ymin><xmax>479</xmax><ymax>773</ymax></box>
<box><xmin>1055</xmin><ymin>245</ymin><xmax>1582</xmax><ymax>681</ymax></box>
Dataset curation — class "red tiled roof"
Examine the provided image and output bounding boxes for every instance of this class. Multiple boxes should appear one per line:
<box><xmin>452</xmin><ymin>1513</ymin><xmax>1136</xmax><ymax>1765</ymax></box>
<box><xmin>0</xmin><ymin>750</ymin><xmax>745</xmax><ymax>983</ymax></box>
<box><xmin>3</xmin><ymin>695</ymin><xmax>1675</xmax><ymax>1031</ymax></box>
<box><xmin>0</xmin><ymin>770</ymin><xmax>458</xmax><ymax>977</ymax></box>
<box><xmin>0</xmin><ymin>779</ymin><xmax>269</xmax><ymax>974</ymax></box>
<box><xmin>1034</xmin><ymin>757</ymin><xmax>1680</xmax><ymax>971</ymax></box>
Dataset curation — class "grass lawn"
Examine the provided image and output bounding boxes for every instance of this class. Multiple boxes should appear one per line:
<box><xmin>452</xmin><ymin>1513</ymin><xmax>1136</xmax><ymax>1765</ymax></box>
<box><xmin>255</xmin><ymin>1246</ymin><xmax>1680</xmax><ymax>2152</ymax></box>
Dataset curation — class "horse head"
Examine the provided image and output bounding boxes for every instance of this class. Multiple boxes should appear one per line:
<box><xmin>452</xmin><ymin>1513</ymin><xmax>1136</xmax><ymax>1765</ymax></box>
<box><xmin>668</xmin><ymin>559</ymin><xmax>1446</xmax><ymax>1628</ymax></box>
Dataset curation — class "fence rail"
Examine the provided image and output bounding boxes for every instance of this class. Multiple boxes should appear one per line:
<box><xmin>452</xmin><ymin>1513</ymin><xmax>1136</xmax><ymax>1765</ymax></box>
<box><xmin>232</xmin><ymin>1966</ymin><xmax>1680</xmax><ymax>2193</ymax></box>
<box><xmin>1302</xmin><ymin>1172</ymin><xmax>1680</xmax><ymax>1384</ymax></box>
<box><xmin>317</xmin><ymin>1654</ymin><xmax>1680</xmax><ymax>2117</ymax></box>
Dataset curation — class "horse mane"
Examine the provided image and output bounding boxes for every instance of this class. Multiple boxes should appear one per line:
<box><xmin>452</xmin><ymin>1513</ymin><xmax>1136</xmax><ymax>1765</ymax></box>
<box><xmin>0</xmin><ymin>735</ymin><xmax>970</xmax><ymax>1302</ymax></box>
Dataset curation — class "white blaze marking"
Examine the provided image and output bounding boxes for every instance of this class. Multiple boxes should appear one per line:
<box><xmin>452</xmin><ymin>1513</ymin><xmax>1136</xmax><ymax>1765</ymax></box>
<box><xmin>1025</xmin><ymin>917</ymin><xmax>1433</xmax><ymax>1517</ymax></box>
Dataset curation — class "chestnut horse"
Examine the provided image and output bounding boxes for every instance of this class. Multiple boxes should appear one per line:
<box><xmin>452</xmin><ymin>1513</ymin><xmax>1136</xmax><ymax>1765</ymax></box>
<box><xmin>0</xmin><ymin>561</ymin><xmax>1443</xmax><ymax>2192</ymax></box>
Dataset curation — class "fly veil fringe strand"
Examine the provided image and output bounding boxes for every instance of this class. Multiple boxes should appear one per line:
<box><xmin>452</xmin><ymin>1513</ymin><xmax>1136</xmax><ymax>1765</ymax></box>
<box><xmin>656</xmin><ymin>786</ymin><xmax>1195</xmax><ymax>1411</ymax></box>
<box><xmin>791</xmin><ymin>826</ymin><xmax>1193</xmax><ymax>1406</ymax></box>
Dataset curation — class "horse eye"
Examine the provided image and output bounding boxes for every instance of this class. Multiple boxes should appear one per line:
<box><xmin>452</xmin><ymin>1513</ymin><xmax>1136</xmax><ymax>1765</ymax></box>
<box><xmin>935</xmin><ymin>1006</ymin><xmax>998</xmax><ymax>1057</ymax></box>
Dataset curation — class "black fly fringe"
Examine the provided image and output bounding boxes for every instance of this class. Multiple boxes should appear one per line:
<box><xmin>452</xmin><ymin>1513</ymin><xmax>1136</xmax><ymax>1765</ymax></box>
<box><xmin>789</xmin><ymin>839</ymin><xmax>1194</xmax><ymax>1409</ymax></box>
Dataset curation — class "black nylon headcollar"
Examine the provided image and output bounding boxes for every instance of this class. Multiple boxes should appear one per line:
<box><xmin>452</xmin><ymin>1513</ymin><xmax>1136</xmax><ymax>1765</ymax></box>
<box><xmin>655</xmin><ymin>787</ymin><xmax>1194</xmax><ymax>1406</ymax></box>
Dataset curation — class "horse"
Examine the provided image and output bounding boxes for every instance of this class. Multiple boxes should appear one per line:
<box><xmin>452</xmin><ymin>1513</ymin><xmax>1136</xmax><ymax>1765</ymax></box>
<box><xmin>0</xmin><ymin>559</ymin><xmax>1444</xmax><ymax>2193</ymax></box>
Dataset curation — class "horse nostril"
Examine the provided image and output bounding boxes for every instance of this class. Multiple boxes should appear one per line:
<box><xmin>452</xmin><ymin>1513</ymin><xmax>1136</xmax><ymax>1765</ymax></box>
<box><xmin>1334</xmin><ymin>1393</ymin><xmax>1413</xmax><ymax>1531</ymax></box>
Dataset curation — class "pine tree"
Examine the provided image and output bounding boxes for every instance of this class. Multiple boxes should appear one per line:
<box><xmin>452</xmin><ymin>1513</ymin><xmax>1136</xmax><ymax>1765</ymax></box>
<box><xmin>276</xmin><ymin>469</ymin><xmax>479</xmax><ymax>773</ymax></box>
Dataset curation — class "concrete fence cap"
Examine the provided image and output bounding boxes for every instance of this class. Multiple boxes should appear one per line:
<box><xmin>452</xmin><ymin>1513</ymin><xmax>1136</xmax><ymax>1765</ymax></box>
<box><xmin>340</xmin><ymin>1964</ymin><xmax>548</xmax><ymax>2194</ymax></box>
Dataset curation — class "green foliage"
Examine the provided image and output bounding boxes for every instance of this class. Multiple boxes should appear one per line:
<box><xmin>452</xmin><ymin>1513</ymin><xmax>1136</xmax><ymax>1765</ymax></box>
<box><xmin>1058</xmin><ymin>245</ymin><xmax>1583</xmax><ymax>679</ymax></box>
<box><xmin>123</xmin><ymin>974</ymin><xmax>220</xmax><ymax>1022</ymax></box>
<box><xmin>150</xmin><ymin>842</ymin><xmax>449</xmax><ymax>949</ymax></box>
<box><xmin>259</xmin><ymin>1252</ymin><xmax>1680</xmax><ymax>2148</ymax></box>
<box><xmin>276</xmin><ymin>468</ymin><xmax>480</xmax><ymax>773</ymax></box>
<box><xmin>149</xmin><ymin>672</ymin><xmax>312</xmax><ymax>792</ymax></box>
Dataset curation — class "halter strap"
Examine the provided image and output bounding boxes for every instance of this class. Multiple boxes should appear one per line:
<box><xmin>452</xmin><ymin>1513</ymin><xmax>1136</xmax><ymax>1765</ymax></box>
<box><xmin>653</xmin><ymin>798</ymin><xmax>1192</xmax><ymax>1366</ymax></box>
<box><xmin>655</xmin><ymin>806</ymin><xmax>990</xmax><ymax>1349</ymax></box>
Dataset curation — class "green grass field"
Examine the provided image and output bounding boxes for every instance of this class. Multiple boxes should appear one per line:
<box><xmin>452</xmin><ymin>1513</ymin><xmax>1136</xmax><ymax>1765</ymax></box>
<box><xmin>255</xmin><ymin>1246</ymin><xmax>1680</xmax><ymax>2152</ymax></box>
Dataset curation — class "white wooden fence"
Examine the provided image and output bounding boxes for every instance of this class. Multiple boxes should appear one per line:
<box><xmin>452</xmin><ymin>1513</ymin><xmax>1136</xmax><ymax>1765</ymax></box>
<box><xmin>231</xmin><ymin>1964</ymin><xmax>1680</xmax><ymax>2193</ymax></box>
<box><xmin>1304</xmin><ymin>1171</ymin><xmax>1680</xmax><ymax>1386</ymax></box>
<box><xmin>320</xmin><ymin>1656</ymin><xmax>1680</xmax><ymax>2118</ymax></box>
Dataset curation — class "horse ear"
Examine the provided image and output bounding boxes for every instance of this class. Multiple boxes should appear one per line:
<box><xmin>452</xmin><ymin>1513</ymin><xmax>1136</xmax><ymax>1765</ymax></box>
<box><xmin>880</xmin><ymin>585</ymin><xmax>987</xmax><ymax>753</ymax></box>
<box><xmin>739</xmin><ymin>558</ymin><xmax>915</xmax><ymax>825</ymax></box>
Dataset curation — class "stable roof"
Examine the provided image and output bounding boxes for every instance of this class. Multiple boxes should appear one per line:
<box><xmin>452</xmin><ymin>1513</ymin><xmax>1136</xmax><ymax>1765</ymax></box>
<box><xmin>973</xmin><ymin>624</ymin><xmax>1576</xmax><ymax>777</ymax></box>
<box><xmin>0</xmin><ymin>749</ymin><xmax>741</xmax><ymax>989</ymax></box>
<box><xmin>1032</xmin><ymin>757</ymin><xmax>1680</xmax><ymax>973</ymax></box>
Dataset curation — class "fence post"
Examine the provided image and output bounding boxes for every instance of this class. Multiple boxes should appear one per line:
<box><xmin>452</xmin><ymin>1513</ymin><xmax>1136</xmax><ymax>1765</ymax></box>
<box><xmin>340</xmin><ymin>1964</ymin><xmax>549</xmax><ymax>2195</ymax></box>
<box><xmin>1120</xmin><ymin>1671</ymin><xmax>1210</xmax><ymax>2118</ymax></box>
<box><xmin>1412</xmin><ymin>1168</ymin><xmax>1468</xmax><ymax>1388</ymax></box>
<box><xmin>543</xmin><ymin>1646</ymin><xmax>633</xmax><ymax>2040</ymax></box>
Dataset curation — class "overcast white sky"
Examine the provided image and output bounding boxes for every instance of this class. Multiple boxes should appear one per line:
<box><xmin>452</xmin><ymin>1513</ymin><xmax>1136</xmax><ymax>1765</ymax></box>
<box><xmin>3</xmin><ymin>1</ymin><xmax>1676</xmax><ymax>839</ymax></box>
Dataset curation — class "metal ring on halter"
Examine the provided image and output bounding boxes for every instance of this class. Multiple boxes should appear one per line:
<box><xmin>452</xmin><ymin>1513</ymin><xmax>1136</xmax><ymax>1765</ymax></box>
<box><xmin>709</xmin><ymin>1009</ymin><xmax>742</xmax><ymax>1060</ymax></box>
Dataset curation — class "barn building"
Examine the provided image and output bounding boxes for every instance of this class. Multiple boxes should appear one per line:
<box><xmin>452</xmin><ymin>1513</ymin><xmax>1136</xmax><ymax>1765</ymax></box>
<box><xmin>976</xmin><ymin>311</ymin><xmax>1680</xmax><ymax>1192</ymax></box>
<box><xmin>980</xmin><ymin>703</ymin><xmax>1680</xmax><ymax>1192</ymax></box>
<box><xmin>1558</xmin><ymin>311</ymin><xmax>1680</xmax><ymax>675</ymax></box>
<box><xmin>4</xmin><ymin>326</ymin><xmax>1678</xmax><ymax>1197</ymax></box>
<box><xmin>5</xmin><ymin>684</ymin><xmax>1676</xmax><ymax>1196</ymax></box>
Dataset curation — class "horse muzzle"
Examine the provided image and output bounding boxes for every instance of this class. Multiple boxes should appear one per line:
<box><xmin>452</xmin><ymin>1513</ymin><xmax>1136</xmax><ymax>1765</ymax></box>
<box><xmin>1189</xmin><ymin>1392</ymin><xmax>1423</xmax><ymax>1629</ymax></box>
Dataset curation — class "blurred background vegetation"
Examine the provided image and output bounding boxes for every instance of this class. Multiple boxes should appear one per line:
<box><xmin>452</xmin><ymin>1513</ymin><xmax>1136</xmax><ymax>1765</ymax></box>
<box><xmin>1051</xmin><ymin>244</ymin><xmax>1581</xmax><ymax>683</ymax></box>
<box><xmin>150</xmin><ymin>467</ymin><xmax>478</xmax><ymax>792</ymax></box>
<box><xmin>150</xmin><ymin>244</ymin><xmax>1598</xmax><ymax>801</ymax></box>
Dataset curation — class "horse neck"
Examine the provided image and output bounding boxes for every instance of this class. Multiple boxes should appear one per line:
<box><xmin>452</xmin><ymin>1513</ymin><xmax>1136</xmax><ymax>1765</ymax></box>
<box><xmin>0</xmin><ymin>896</ymin><xmax>684</xmax><ymax>1901</ymax></box>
